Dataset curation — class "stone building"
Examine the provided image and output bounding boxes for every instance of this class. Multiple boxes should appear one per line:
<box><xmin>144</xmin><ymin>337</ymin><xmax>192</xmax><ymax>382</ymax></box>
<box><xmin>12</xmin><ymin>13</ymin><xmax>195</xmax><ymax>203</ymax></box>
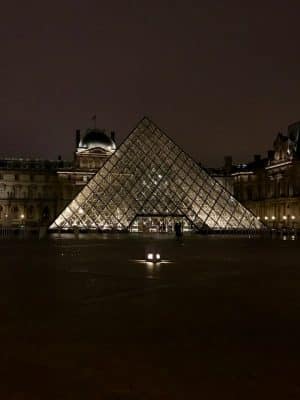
<box><xmin>0</xmin><ymin>128</ymin><xmax>116</xmax><ymax>231</ymax></box>
<box><xmin>224</xmin><ymin>121</ymin><xmax>300</xmax><ymax>230</ymax></box>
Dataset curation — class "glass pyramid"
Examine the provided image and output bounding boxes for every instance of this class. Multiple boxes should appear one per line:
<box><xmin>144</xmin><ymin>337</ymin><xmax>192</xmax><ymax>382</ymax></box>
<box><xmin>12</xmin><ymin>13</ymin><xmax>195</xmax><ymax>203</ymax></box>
<box><xmin>50</xmin><ymin>117</ymin><xmax>262</xmax><ymax>232</ymax></box>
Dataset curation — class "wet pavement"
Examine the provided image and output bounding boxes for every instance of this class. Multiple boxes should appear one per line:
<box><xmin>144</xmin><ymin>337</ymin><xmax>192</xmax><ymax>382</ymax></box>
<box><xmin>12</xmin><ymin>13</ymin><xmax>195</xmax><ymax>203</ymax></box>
<box><xmin>0</xmin><ymin>233</ymin><xmax>300</xmax><ymax>399</ymax></box>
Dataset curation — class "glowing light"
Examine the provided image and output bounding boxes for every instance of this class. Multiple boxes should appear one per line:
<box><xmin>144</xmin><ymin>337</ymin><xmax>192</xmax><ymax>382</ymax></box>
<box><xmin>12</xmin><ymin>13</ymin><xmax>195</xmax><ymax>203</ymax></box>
<box><xmin>283</xmin><ymin>216</ymin><xmax>287</xmax><ymax>220</ymax></box>
<box><xmin>147</xmin><ymin>253</ymin><xmax>153</xmax><ymax>260</ymax></box>
<box><xmin>264</xmin><ymin>216</ymin><xmax>268</xmax><ymax>220</ymax></box>
<box><xmin>20</xmin><ymin>214</ymin><xmax>25</xmax><ymax>219</ymax></box>
<box><xmin>256</xmin><ymin>216</ymin><xmax>260</xmax><ymax>220</ymax></box>
<box><xmin>291</xmin><ymin>215</ymin><xmax>295</xmax><ymax>220</ymax></box>
<box><xmin>271</xmin><ymin>216</ymin><xmax>275</xmax><ymax>220</ymax></box>
<box><xmin>146</xmin><ymin>253</ymin><xmax>161</xmax><ymax>262</ymax></box>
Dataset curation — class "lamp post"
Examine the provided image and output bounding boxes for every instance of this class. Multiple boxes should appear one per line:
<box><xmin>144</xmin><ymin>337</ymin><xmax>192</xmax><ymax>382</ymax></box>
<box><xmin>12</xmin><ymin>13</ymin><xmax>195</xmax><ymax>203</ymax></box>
<box><xmin>291</xmin><ymin>215</ymin><xmax>296</xmax><ymax>232</ymax></box>
<box><xmin>264</xmin><ymin>216</ymin><xmax>270</xmax><ymax>233</ymax></box>
<box><xmin>282</xmin><ymin>215</ymin><xmax>287</xmax><ymax>233</ymax></box>
<box><xmin>20</xmin><ymin>213</ymin><xmax>25</xmax><ymax>237</ymax></box>
<box><xmin>271</xmin><ymin>215</ymin><xmax>276</xmax><ymax>231</ymax></box>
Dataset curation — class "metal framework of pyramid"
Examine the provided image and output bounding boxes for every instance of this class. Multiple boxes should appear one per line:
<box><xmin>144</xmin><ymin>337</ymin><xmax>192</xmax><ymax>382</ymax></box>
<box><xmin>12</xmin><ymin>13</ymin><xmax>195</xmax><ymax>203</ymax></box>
<box><xmin>50</xmin><ymin>117</ymin><xmax>262</xmax><ymax>232</ymax></box>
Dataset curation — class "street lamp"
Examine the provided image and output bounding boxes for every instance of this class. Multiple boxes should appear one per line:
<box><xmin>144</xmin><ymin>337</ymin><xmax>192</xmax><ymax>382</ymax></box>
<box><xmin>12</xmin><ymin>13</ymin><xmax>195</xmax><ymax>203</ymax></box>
<box><xmin>271</xmin><ymin>215</ymin><xmax>276</xmax><ymax>230</ymax></box>
<box><xmin>291</xmin><ymin>215</ymin><xmax>296</xmax><ymax>232</ymax></box>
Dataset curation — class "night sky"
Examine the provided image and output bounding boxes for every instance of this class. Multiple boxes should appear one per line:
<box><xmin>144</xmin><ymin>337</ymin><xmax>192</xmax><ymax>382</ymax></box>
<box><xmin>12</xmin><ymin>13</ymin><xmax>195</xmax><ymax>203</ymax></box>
<box><xmin>1</xmin><ymin>1</ymin><xmax>299</xmax><ymax>166</ymax></box>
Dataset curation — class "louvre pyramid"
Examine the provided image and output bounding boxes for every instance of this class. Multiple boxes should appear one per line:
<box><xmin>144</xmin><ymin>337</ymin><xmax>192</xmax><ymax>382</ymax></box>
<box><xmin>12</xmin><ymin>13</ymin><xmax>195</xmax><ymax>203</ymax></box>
<box><xmin>50</xmin><ymin>117</ymin><xmax>262</xmax><ymax>232</ymax></box>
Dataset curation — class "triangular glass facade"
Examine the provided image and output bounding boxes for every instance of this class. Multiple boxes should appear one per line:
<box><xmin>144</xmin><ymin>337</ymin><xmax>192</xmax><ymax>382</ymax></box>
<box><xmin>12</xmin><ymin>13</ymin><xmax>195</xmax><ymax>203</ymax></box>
<box><xmin>50</xmin><ymin>117</ymin><xmax>262</xmax><ymax>232</ymax></box>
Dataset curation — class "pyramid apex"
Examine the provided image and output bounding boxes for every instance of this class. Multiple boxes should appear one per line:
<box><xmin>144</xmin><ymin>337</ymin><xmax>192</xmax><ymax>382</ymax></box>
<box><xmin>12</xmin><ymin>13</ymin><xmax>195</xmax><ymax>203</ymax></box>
<box><xmin>141</xmin><ymin>115</ymin><xmax>152</xmax><ymax>124</ymax></box>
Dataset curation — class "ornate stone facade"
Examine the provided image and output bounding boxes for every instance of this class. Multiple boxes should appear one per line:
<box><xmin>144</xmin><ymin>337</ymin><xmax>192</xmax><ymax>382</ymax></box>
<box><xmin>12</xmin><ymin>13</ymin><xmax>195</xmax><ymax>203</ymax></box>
<box><xmin>223</xmin><ymin>121</ymin><xmax>300</xmax><ymax>230</ymax></box>
<box><xmin>0</xmin><ymin>128</ymin><xmax>116</xmax><ymax>232</ymax></box>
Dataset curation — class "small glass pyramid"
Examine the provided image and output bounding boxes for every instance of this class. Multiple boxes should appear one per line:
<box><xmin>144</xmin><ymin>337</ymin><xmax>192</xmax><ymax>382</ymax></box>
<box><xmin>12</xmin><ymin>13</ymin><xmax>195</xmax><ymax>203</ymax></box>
<box><xmin>50</xmin><ymin>117</ymin><xmax>262</xmax><ymax>232</ymax></box>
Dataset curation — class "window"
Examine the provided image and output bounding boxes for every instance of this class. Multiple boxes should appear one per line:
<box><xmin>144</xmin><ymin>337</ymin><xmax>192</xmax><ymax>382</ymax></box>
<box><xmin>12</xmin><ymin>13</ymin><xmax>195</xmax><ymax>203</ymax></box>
<box><xmin>12</xmin><ymin>206</ymin><xmax>19</xmax><ymax>218</ymax></box>
<box><xmin>247</xmin><ymin>187</ymin><xmax>252</xmax><ymax>200</ymax></box>
<box><xmin>28</xmin><ymin>206</ymin><xmax>34</xmax><ymax>218</ymax></box>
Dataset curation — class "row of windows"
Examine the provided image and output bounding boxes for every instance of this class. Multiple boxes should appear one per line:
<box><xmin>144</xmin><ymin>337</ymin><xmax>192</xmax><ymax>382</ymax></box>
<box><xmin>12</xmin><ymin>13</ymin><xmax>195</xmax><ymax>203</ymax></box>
<box><xmin>0</xmin><ymin>205</ymin><xmax>50</xmax><ymax>219</ymax></box>
<box><xmin>235</xmin><ymin>182</ymin><xmax>299</xmax><ymax>201</ymax></box>
<box><xmin>0</xmin><ymin>173</ymin><xmax>54</xmax><ymax>182</ymax></box>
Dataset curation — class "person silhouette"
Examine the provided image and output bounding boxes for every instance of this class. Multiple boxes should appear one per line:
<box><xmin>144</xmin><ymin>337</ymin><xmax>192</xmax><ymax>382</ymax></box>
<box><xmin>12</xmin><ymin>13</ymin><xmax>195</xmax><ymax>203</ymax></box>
<box><xmin>174</xmin><ymin>222</ymin><xmax>182</xmax><ymax>240</ymax></box>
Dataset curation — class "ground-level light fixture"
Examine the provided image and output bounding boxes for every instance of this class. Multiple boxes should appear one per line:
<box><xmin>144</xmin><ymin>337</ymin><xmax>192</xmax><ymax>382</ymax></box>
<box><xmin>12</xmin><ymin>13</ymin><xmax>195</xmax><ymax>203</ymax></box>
<box><xmin>146</xmin><ymin>252</ymin><xmax>161</xmax><ymax>262</ymax></box>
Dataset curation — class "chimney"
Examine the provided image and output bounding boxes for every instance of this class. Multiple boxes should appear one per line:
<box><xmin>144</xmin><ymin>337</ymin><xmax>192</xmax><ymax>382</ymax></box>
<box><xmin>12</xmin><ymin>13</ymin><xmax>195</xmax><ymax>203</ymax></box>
<box><xmin>224</xmin><ymin>156</ymin><xmax>232</xmax><ymax>172</ymax></box>
<box><xmin>76</xmin><ymin>129</ymin><xmax>81</xmax><ymax>148</ymax></box>
<box><xmin>110</xmin><ymin>131</ymin><xmax>116</xmax><ymax>143</ymax></box>
<box><xmin>254</xmin><ymin>154</ymin><xmax>261</xmax><ymax>163</ymax></box>
<box><xmin>267</xmin><ymin>150</ymin><xmax>275</xmax><ymax>161</ymax></box>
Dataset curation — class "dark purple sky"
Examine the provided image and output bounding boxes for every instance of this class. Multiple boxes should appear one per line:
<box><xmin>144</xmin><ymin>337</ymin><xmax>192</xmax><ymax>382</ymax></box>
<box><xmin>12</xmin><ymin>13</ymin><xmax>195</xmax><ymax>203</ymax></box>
<box><xmin>1</xmin><ymin>0</ymin><xmax>299</xmax><ymax>166</ymax></box>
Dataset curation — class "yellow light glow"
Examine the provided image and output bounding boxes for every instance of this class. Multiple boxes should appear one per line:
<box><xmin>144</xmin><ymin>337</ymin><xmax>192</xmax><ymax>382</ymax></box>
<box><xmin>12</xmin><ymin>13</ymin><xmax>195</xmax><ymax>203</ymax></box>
<box><xmin>147</xmin><ymin>253</ymin><xmax>153</xmax><ymax>260</ymax></box>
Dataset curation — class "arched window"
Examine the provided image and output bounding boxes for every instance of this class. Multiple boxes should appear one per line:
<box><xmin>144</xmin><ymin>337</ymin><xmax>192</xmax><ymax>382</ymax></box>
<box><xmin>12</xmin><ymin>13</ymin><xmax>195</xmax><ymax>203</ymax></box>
<box><xmin>12</xmin><ymin>206</ymin><xmax>19</xmax><ymax>218</ymax></box>
<box><xmin>28</xmin><ymin>206</ymin><xmax>34</xmax><ymax>218</ymax></box>
<box><xmin>42</xmin><ymin>206</ymin><xmax>50</xmax><ymax>220</ymax></box>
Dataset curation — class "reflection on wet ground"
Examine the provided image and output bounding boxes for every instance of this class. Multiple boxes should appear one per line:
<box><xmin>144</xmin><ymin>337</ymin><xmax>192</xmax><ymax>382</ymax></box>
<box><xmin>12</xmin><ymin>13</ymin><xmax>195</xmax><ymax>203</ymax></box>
<box><xmin>0</xmin><ymin>233</ymin><xmax>300</xmax><ymax>399</ymax></box>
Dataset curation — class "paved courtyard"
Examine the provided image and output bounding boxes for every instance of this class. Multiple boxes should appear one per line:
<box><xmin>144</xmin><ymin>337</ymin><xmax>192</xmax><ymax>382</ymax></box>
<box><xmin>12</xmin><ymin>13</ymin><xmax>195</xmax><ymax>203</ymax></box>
<box><xmin>0</xmin><ymin>233</ymin><xmax>300</xmax><ymax>399</ymax></box>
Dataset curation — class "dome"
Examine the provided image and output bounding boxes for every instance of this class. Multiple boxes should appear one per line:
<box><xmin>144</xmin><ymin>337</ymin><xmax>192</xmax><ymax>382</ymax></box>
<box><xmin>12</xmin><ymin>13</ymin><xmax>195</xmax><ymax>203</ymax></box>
<box><xmin>78</xmin><ymin>129</ymin><xmax>116</xmax><ymax>152</ymax></box>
